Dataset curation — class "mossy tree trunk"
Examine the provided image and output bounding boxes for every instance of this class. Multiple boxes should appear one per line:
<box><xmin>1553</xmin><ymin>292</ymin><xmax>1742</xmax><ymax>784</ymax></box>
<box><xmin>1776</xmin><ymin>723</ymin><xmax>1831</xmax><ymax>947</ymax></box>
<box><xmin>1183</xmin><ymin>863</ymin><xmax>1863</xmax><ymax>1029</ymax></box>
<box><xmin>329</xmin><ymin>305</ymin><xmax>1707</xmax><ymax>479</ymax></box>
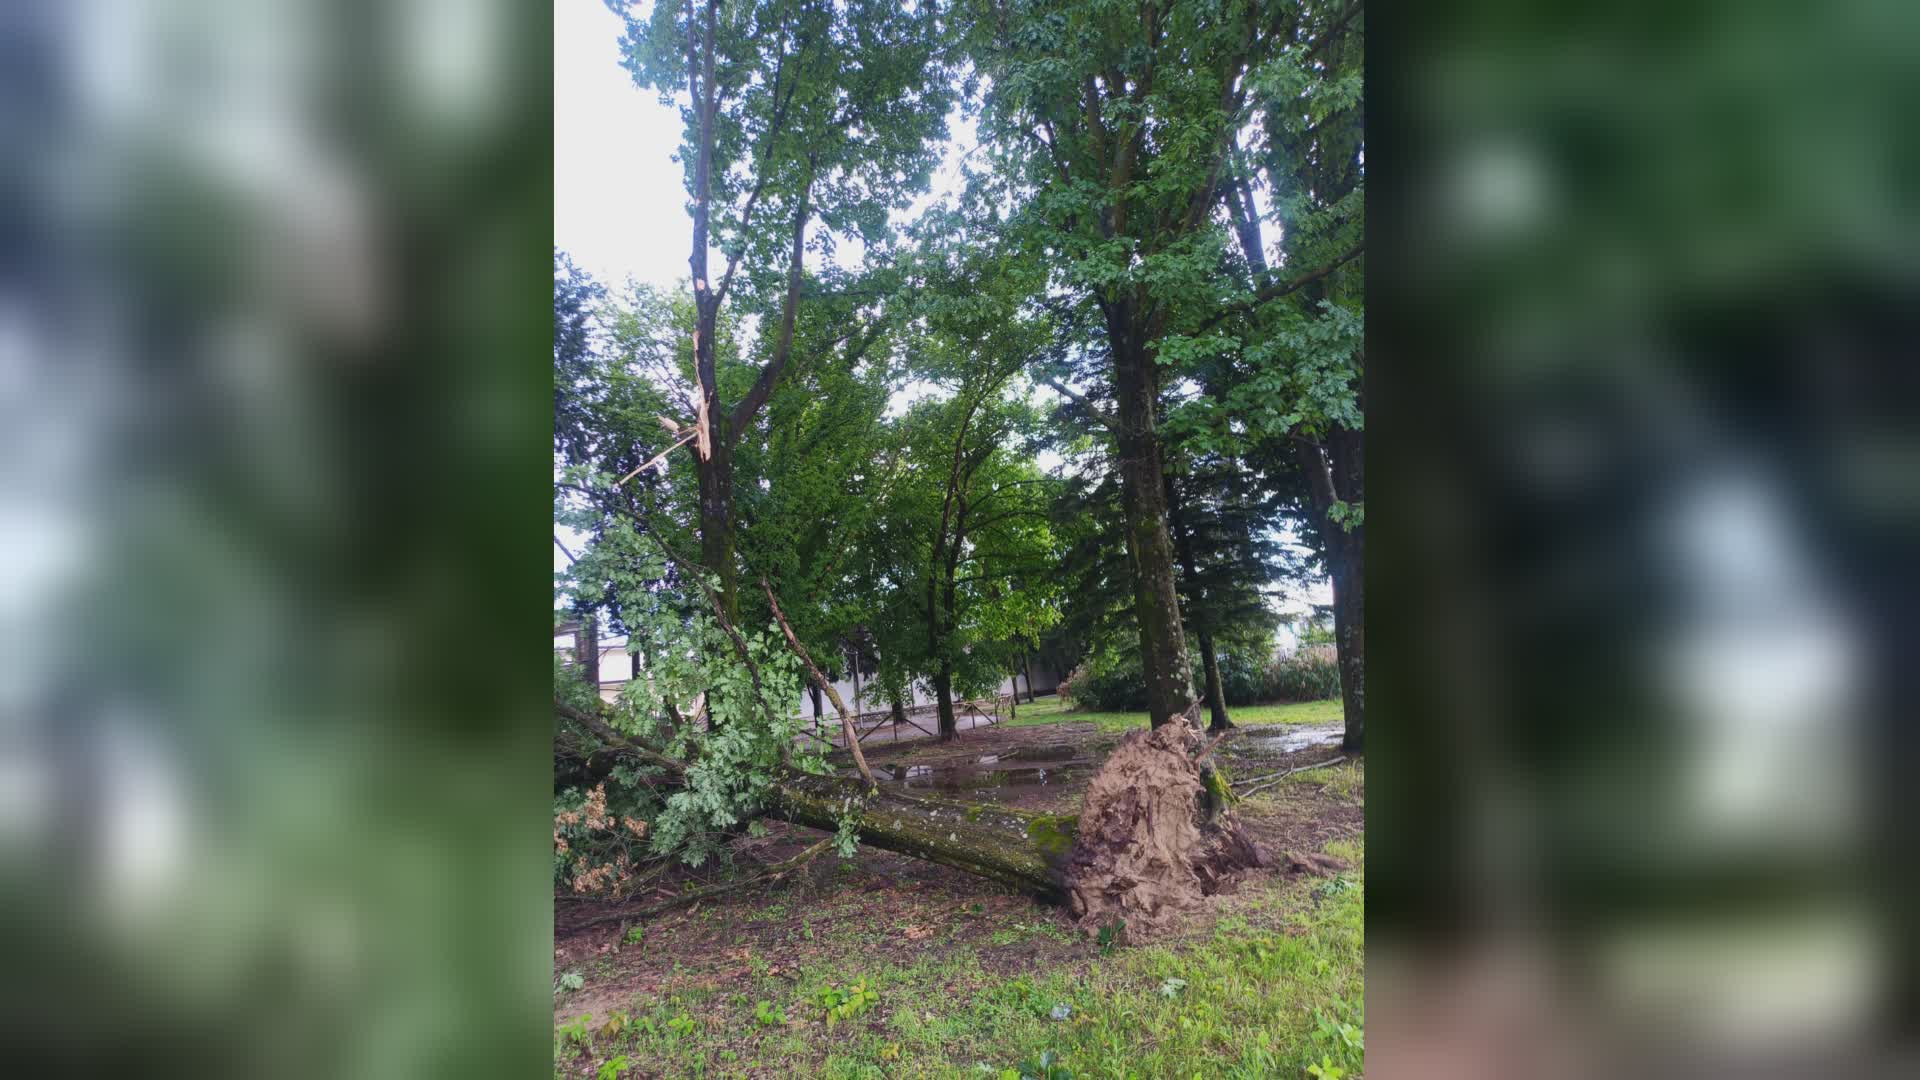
<box><xmin>764</xmin><ymin>775</ymin><xmax>1074</xmax><ymax>900</ymax></box>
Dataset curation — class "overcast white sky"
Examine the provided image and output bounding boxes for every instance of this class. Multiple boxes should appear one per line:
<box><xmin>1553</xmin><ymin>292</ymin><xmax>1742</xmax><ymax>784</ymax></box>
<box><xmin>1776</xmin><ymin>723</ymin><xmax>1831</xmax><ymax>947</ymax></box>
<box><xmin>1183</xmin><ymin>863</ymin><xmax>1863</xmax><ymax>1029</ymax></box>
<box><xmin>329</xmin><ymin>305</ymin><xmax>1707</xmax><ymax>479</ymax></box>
<box><xmin>554</xmin><ymin>0</ymin><xmax>691</xmax><ymax>290</ymax></box>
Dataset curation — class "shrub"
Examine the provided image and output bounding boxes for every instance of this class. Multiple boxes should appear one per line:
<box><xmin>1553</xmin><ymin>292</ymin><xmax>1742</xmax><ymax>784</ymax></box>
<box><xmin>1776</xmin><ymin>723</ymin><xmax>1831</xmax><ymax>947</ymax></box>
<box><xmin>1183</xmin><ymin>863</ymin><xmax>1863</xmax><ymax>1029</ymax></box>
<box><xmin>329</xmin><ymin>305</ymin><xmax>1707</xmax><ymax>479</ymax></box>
<box><xmin>1057</xmin><ymin>652</ymin><xmax>1151</xmax><ymax>712</ymax></box>
<box><xmin>1264</xmin><ymin>645</ymin><xmax>1341</xmax><ymax>702</ymax></box>
<box><xmin>1213</xmin><ymin>650</ymin><xmax>1269</xmax><ymax>707</ymax></box>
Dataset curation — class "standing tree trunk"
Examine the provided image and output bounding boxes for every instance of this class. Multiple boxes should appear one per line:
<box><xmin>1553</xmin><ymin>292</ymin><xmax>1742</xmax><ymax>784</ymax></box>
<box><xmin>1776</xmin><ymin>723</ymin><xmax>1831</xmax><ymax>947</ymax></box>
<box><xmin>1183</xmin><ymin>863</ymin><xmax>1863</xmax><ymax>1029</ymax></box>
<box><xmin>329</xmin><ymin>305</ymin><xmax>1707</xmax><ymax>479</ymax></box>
<box><xmin>1197</xmin><ymin>631</ymin><xmax>1233</xmax><ymax>733</ymax></box>
<box><xmin>1300</xmin><ymin>430</ymin><xmax>1364</xmax><ymax>752</ymax></box>
<box><xmin>1170</xmin><ymin>487</ymin><xmax>1233</xmax><ymax>732</ymax></box>
<box><xmin>693</xmin><ymin>429</ymin><xmax>740</xmax><ymax>627</ymax></box>
<box><xmin>1107</xmin><ymin>318</ymin><xmax>1195</xmax><ymax>728</ymax></box>
<box><xmin>1023</xmin><ymin>655</ymin><xmax>1038</xmax><ymax>702</ymax></box>
<box><xmin>577</xmin><ymin>613</ymin><xmax>601</xmax><ymax>699</ymax></box>
<box><xmin>890</xmin><ymin>690</ymin><xmax>908</xmax><ymax>727</ymax></box>
<box><xmin>934</xmin><ymin>665</ymin><xmax>958</xmax><ymax>741</ymax></box>
<box><xmin>809</xmin><ymin>683</ymin><xmax>823</xmax><ymax>725</ymax></box>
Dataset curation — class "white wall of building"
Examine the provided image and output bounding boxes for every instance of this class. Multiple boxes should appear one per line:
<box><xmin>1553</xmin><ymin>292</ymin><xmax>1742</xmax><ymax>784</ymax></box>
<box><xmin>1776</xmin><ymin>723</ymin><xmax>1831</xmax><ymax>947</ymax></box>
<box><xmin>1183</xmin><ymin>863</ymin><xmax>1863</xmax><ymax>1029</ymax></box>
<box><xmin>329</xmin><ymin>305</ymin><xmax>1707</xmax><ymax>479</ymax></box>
<box><xmin>560</xmin><ymin>626</ymin><xmax>1060</xmax><ymax>715</ymax></box>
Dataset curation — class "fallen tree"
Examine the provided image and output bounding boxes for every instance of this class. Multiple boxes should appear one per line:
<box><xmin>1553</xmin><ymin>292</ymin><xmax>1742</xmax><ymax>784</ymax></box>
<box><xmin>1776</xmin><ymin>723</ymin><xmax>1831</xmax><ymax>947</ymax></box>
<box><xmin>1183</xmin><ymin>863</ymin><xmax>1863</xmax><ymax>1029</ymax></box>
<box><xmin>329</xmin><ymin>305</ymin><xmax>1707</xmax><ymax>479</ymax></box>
<box><xmin>553</xmin><ymin>500</ymin><xmax>1268</xmax><ymax>928</ymax></box>
<box><xmin>556</xmin><ymin>696</ymin><xmax>1270</xmax><ymax>928</ymax></box>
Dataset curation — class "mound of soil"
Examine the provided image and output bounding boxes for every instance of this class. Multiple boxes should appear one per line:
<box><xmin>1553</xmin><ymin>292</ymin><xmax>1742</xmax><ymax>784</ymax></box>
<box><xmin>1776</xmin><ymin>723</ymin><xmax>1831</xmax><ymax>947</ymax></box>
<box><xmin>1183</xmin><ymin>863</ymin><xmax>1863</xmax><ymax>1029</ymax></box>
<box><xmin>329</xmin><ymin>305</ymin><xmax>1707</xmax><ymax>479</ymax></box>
<box><xmin>1063</xmin><ymin>723</ymin><xmax>1271</xmax><ymax>930</ymax></box>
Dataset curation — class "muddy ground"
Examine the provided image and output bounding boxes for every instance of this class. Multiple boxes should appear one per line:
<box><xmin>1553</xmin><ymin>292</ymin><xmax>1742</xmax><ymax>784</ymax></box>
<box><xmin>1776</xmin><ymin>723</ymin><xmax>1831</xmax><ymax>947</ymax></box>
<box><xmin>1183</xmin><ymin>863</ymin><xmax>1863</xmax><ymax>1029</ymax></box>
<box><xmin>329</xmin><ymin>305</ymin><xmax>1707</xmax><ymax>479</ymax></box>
<box><xmin>553</xmin><ymin>716</ymin><xmax>1362</xmax><ymax>1071</ymax></box>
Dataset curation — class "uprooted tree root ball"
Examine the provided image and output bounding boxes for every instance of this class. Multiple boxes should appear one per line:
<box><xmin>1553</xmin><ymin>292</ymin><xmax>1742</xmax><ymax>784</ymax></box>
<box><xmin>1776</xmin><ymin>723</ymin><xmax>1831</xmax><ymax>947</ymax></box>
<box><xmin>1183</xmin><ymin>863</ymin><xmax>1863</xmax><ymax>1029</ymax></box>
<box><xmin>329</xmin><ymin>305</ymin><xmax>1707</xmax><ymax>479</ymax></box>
<box><xmin>1063</xmin><ymin>723</ymin><xmax>1271</xmax><ymax>930</ymax></box>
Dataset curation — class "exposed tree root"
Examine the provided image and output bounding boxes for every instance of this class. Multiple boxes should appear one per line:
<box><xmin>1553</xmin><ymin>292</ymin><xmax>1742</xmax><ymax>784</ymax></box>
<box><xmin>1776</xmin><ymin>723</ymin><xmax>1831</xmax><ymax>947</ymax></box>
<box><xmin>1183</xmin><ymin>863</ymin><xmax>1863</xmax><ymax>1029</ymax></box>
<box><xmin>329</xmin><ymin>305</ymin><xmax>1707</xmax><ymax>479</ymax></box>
<box><xmin>556</xmin><ymin>701</ymin><xmax>1277</xmax><ymax>927</ymax></box>
<box><xmin>1063</xmin><ymin>723</ymin><xmax>1271</xmax><ymax>930</ymax></box>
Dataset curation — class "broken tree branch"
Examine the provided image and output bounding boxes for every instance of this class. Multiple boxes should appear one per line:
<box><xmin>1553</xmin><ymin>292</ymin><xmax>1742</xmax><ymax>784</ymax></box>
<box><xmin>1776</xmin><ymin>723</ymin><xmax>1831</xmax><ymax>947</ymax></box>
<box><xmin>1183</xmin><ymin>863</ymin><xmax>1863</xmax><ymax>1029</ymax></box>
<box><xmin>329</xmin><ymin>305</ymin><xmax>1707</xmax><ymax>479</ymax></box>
<box><xmin>1039</xmin><ymin>377</ymin><xmax>1121</xmax><ymax>433</ymax></box>
<box><xmin>761</xmin><ymin>577</ymin><xmax>875</xmax><ymax>787</ymax></box>
<box><xmin>614</xmin><ymin>428</ymin><xmax>700</xmax><ymax>488</ymax></box>
<box><xmin>1232</xmin><ymin>756</ymin><xmax>1347</xmax><ymax>798</ymax></box>
<box><xmin>1191</xmin><ymin>242</ymin><xmax>1363</xmax><ymax>334</ymax></box>
<box><xmin>566</xmin><ymin>838</ymin><xmax>833</xmax><ymax>930</ymax></box>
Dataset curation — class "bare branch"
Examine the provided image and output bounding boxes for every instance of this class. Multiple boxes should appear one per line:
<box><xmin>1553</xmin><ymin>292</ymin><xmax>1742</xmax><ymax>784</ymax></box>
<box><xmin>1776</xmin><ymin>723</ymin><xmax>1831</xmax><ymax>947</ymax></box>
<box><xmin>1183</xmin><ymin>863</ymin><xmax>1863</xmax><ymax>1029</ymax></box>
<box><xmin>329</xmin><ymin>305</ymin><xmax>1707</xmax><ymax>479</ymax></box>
<box><xmin>1039</xmin><ymin>377</ymin><xmax>1121</xmax><ymax>433</ymax></box>
<box><xmin>613</xmin><ymin>428</ymin><xmax>699</xmax><ymax>487</ymax></box>
<box><xmin>728</xmin><ymin>172</ymin><xmax>814</xmax><ymax>439</ymax></box>
<box><xmin>1191</xmin><ymin>243</ymin><xmax>1363</xmax><ymax>335</ymax></box>
<box><xmin>761</xmin><ymin>578</ymin><xmax>875</xmax><ymax>787</ymax></box>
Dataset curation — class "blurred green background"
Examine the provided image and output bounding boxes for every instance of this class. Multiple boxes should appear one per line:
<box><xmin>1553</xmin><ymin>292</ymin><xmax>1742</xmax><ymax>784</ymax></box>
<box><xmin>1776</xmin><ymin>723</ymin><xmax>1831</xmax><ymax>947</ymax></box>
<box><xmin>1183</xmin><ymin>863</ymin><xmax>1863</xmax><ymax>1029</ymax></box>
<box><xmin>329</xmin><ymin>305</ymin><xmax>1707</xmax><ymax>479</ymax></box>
<box><xmin>0</xmin><ymin>2</ymin><xmax>553</xmax><ymax>1077</ymax></box>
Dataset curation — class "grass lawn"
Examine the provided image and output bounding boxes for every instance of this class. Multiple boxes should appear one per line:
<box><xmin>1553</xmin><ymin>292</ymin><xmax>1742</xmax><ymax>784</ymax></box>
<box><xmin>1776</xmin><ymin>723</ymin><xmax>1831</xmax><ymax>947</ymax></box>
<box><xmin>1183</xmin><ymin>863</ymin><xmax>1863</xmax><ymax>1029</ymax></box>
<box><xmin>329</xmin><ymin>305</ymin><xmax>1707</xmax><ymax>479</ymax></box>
<box><xmin>1003</xmin><ymin>694</ymin><xmax>1343</xmax><ymax>733</ymax></box>
<box><xmin>555</xmin><ymin>835</ymin><xmax>1365</xmax><ymax>1079</ymax></box>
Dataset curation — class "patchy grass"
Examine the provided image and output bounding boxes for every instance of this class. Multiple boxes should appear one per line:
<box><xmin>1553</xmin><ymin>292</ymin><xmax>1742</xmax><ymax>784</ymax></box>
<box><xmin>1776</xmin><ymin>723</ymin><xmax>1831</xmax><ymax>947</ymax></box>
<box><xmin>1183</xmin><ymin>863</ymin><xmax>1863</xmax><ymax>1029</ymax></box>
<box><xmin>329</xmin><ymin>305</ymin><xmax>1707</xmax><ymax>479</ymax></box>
<box><xmin>1004</xmin><ymin>694</ymin><xmax>1342</xmax><ymax>733</ymax></box>
<box><xmin>553</xmin><ymin>838</ymin><xmax>1364</xmax><ymax>1079</ymax></box>
<box><xmin>555</xmin><ymin>714</ymin><xmax>1364</xmax><ymax>1079</ymax></box>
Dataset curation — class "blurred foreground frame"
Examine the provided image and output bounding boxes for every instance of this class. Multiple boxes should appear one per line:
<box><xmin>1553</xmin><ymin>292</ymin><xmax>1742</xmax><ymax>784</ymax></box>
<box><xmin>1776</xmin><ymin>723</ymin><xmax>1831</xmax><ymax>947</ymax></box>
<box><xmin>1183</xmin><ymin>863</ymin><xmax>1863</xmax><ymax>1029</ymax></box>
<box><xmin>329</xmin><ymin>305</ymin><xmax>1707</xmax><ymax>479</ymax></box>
<box><xmin>1368</xmin><ymin>0</ymin><xmax>1920</xmax><ymax>1076</ymax></box>
<box><xmin>0</xmin><ymin>3</ymin><xmax>553</xmax><ymax>1079</ymax></box>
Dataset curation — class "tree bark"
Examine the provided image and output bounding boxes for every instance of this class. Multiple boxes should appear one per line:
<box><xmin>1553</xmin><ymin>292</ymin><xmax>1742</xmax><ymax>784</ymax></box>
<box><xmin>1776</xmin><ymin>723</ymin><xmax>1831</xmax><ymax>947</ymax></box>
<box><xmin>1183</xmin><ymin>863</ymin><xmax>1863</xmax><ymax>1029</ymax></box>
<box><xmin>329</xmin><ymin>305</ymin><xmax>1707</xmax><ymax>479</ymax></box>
<box><xmin>1107</xmin><ymin>319</ymin><xmax>1195</xmax><ymax>728</ymax></box>
<box><xmin>934</xmin><ymin>664</ymin><xmax>958</xmax><ymax>741</ymax></box>
<box><xmin>890</xmin><ymin>691</ymin><xmax>907</xmax><ymax>727</ymax></box>
<box><xmin>1331</xmin><ymin>555</ymin><xmax>1363</xmax><ymax>753</ymax></box>
<box><xmin>558</xmin><ymin>700</ymin><xmax>1074</xmax><ymax>900</ymax></box>
<box><xmin>1300</xmin><ymin>432</ymin><xmax>1364</xmax><ymax>752</ymax></box>
<box><xmin>1170</xmin><ymin>486</ymin><xmax>1232</xmax><ymax>731</ymax></box>
<box><xmin>764</xmin><ymin>775</ymin><xmax>1072</xmax><ymax>899</ymax></box>
<box><xmin>1197</xmin><ymin>631</ymin><xmax>1233</xmax><ymax>733</ymax></box>
<box><xmin>694</xmin><ymin>432</ymin><xmax>740</xmax><ymax>626</ymax></box>
<box><xmin>809</xmin><ymin>683</ymin><xmax>823</xmax><ymax>723</ymax></box>
<box><xmin>577</xmin><ymin>613</ymin><xmax>601</xmax><ymax>699</ymax></box>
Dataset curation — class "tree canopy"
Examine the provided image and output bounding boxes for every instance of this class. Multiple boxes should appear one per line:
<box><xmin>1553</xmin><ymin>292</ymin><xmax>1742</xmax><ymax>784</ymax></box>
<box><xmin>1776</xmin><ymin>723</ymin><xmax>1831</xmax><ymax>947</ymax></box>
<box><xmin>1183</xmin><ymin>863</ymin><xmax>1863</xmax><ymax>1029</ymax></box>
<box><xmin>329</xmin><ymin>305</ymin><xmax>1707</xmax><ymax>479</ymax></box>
<box><xmin>555</xmin><ymin>0</ymin><xmax>1363</xmax><ymax>876</ymax></box>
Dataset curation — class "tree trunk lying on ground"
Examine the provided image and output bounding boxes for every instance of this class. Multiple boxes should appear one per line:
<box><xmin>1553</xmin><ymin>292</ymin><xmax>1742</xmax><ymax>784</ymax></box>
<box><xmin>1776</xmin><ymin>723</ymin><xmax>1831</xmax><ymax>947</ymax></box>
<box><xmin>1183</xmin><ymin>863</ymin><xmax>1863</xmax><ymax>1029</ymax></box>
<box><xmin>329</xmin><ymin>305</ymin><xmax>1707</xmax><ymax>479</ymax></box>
<box><xmin>560</xmin><ymin>701</ymin><xmax>1271</xmax><ymax>929</ymax></box>
<box><xmin>765</xmin><ymin>774</ymin><xmax>1077</xmax><ymax>901</ymax></box>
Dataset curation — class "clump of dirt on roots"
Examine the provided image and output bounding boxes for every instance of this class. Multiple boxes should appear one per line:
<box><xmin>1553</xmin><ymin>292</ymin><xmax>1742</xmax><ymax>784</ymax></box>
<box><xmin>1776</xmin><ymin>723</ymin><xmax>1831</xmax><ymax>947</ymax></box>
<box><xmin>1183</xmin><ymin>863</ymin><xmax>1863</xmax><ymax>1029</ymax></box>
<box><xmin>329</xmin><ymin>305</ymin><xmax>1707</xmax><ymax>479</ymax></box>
<box><xmin>1063</xmin><ymin>722</ymin><xmax>1271</xmax><ymax>932</ymax></box>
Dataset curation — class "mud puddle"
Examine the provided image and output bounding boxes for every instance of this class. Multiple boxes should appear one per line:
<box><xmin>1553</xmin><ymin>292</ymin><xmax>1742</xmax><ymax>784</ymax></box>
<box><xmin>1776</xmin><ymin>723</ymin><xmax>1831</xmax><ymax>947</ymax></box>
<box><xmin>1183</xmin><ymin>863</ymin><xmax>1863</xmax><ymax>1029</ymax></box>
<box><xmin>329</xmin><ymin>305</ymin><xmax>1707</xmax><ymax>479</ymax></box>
<box><xmin>853</xmin><ymin>746</ymin><xmax>1095</xmax><ymax>791</ymax></box>
<box><xmin>1232</xmin><ymin>725</ymin><xmax>1344</xmax><ymax>755</ymax></box>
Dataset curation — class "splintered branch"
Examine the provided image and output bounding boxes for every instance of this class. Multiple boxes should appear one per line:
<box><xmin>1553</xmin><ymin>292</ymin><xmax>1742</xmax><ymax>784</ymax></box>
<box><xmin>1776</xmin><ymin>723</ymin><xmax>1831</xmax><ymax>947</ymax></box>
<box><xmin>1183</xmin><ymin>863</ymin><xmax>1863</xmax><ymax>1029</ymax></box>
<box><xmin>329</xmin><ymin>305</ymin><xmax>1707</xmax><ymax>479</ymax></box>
<box><xmin>613</xmin><ymin>428</ymin><xmax>699</xmax><ymax>488</ymax></box>
<box><xmin>761</xmin><ymin>577</ymin><xmax>876</xmax><ymax>787</ymax></box>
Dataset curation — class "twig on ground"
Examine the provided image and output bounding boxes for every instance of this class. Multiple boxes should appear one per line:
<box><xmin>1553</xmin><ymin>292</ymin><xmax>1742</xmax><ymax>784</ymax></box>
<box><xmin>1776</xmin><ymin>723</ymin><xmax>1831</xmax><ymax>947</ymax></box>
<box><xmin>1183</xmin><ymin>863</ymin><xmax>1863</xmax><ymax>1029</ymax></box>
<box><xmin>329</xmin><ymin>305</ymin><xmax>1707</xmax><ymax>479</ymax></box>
<box><xmin>565</xmin><ymin>838</ymin><xmax>833</xmax><ymax>930</ymax></box>
<box><xmin>1232</xmin><ymin>756</ymin><xmax>1347</xmax><ymax>799</ymax></box>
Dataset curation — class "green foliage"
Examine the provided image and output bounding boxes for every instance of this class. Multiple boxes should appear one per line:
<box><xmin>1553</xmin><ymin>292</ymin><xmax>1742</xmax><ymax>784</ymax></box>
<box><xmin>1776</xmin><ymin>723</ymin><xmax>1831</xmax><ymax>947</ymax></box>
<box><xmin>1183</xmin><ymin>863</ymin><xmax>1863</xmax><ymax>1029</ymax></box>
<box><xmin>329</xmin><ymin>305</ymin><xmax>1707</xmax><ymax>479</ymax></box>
<box><xmin>596</xmin><ymin>1055</ymin><xmax>633</xmax><ymax>1080</ymax></box>
<box><xmin>556</xmin><ymin>1013</ymin><xmax>591</xmax><ymax>1049</ymax></box>
<box><xmin>616</xmin><ymin>0</ymin><xmax>954</xmax><ymax>273</ymax></box>
<box><xmin>1213</xmin><ymin>649</ymin><xmax>1268</xmax><ymax>707</ymax></box>
<box><xmin>816</xmin><ymin>980</ymin><xmax>879</xmax><ymax>1027</ymax></box>
<box><xmin>1265</xmin><ymin>645</ymin><xmax>1341</xmax><ymax>703</ymax></box>
<box><xmin>753</xmin><ymin>999</ymin><xmax>786</xmax><ymax>1027</ymax></box>
<box><xmin>847</xmin><ymin>321</ymin><xmax>1065</xmax><ymax>711</ymax></box>
<box><xmin>557</xmin><ymin>503</ymin><xmax>818</xmax><ymax>869</ymax></box>
<box><xmin>1013</xmin><ymin>1048</ymin><xmax>1074</xmax><ymax>1080</ymax></box>
<box><xmin>555</xmin><ymin>971</ymin><xmax>584</xmax><ymax>996</ymax></box>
